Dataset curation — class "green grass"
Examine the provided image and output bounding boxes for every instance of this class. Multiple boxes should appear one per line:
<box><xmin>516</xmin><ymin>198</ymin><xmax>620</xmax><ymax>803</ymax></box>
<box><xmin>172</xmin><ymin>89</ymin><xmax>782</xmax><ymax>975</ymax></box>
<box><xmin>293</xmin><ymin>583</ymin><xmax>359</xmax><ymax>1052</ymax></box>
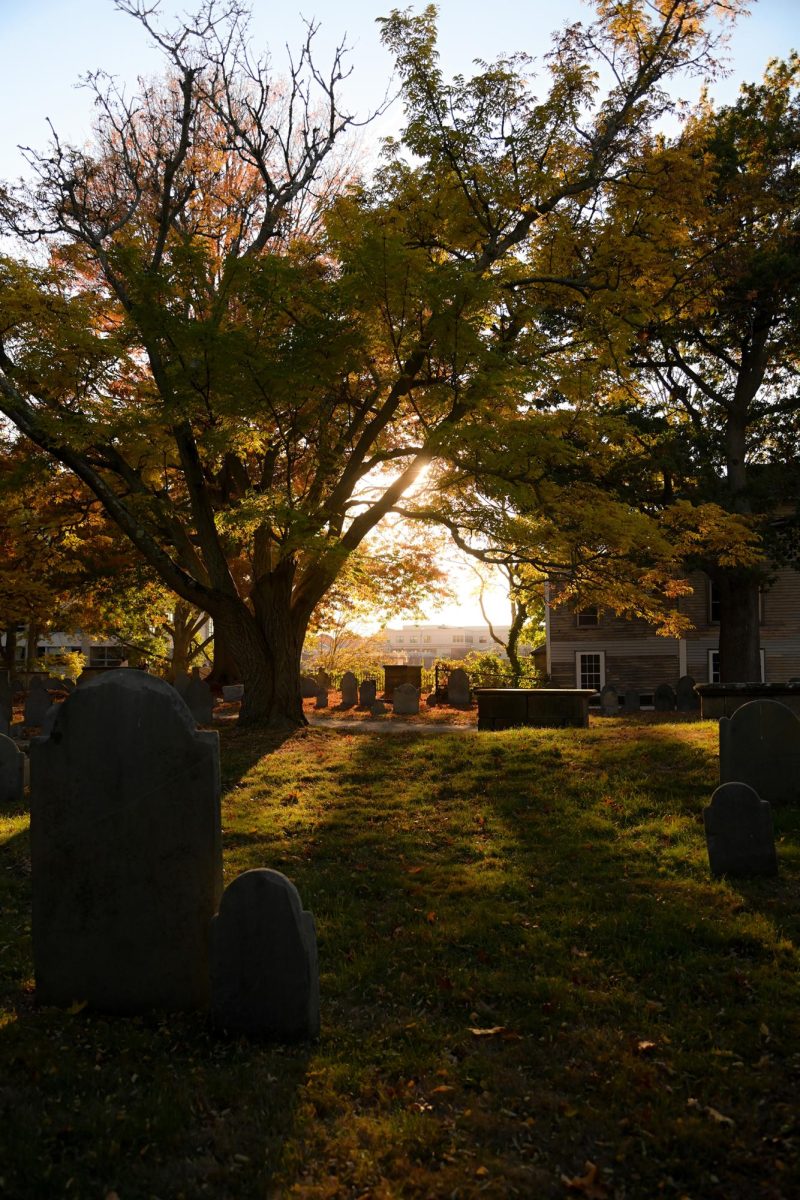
<box><xmin>1</xmin><ymin>717</ymin><xmax>799</xmax><ymax>1198</ymax></box>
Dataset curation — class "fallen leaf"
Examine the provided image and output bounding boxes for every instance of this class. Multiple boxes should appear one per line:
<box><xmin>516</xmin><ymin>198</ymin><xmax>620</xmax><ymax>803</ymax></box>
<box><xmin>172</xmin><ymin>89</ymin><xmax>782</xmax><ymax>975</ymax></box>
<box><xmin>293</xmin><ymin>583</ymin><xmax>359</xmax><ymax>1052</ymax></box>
<box><xmin>406</xmin><ymin>866</ymin><xmax>424</xmax><ymax>875</ymax></box>
<box><xmin>561</xmin><ymin>1160</ymin><xmax>608</xmax><ymax>1198</ymax></box>
<box><xmin>431</xmin><ymin>1085</ymin><xmax>454</xmax><ymax>1096</ymax></box>
<box><xmin>469</xmin><ymin>1026</ymin><xmax>506</xmax><ymax>1038</ymax></box>
<box><xmin>475</xmin><ymin>1166</ymin><xmax>489</xmax><ymax>1177</ymax></box>
<box><xmin>636</xmin><ymin>1040</ymin><xmax>656</xmax><ymax>1054</ymax></box>
<box><xmin>68</xmin><ymin>999</ymin><xmax>88</xmax><ymax>1015</ymax></box>
<box><xmin>706</xmin><ymin>1106</ymin><xmax>735</xmax><ymax>1127</ymax></box>
<box><xmin>426</xmin><ymin>911</ymin><xmax>436</xmax><ymax>924</ymax></box>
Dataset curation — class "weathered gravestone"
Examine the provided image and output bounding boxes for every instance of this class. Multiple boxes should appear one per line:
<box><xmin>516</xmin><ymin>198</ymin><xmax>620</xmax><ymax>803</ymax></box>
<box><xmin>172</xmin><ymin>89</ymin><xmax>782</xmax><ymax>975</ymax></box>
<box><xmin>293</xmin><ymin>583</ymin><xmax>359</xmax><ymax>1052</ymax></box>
<box><xmin>599</xmin><ymin>684</ymin><xmax>619</xmax><ymax>716</ymax></box>
<box><xmin>447</xmin><ymin>668</ymin><xmax>471</xmax><ymax>708</ymax></box>
<box><xmin>340</xmin><ymin>672</ymin><xmax>358</xmax><ymax>708</ymax></box>
<box><xmin>623</xmin><ymin>688</ymin><xmax>640</xmax><ymax>714</ymax></box>
<box><xmin>315</xmin><ymin>668</ymin><xmax>331</xmax><ymax>690</ymax></box>
<box><xmin>315</xmin><ymin>687</ymin><xmax>329</xmax><ymax>710</ymax></box>
<box><xmin>359</xmin><ymin>679</ymin><xmax>377</xmax><ymax>708</ymax></box>
<box><xmin>24</xmin><ymin>677</ymin><xmax>52</xmax><ymax>727</ymax></box>
<box><xmin>654</xmin><ymin>683</ymin><xmax>676</xmax><ymax>712</ymax></box>
<box><xmin>0</xmin><ymin>733</ymin><xmax>24</xmax><ymax>807</ymax></box>
<box><xmin>719</xmin><ymin>699</ymin><xmax>800</xmax><ymax>806</ymax></box>
<box><xmin>393</xmin><ymin>683</ymin><xmax>420</xmax><ymax>716</ymax></box>
<box><xmin>30</xmin><ymin>670</ymin><xmax>222</xmax><ymax>1012</ymax></box>
<box><xmin>0</xmin><ymin>676</ymin><xmax>12</xmax><ymax>726</ymax></box>
<box><xmin>210</xmin><ymin>868</ymin><xmax>319</xmax><ymax>1040</ymax></box>
<box><xmin>184</xmin><ymin>673</ymin><xmax>215</xmax><ymax>725</ymax></box>
<box><xmin>703</xmin><ymin>782</ymin><xmax>777</xmax><ymax>877</ymax></box>
<box><xmin>676</xmin><ymin>675</ymin><xmax>699</xmax><ymax>713</ymax></box>
<box><xmin>300</xmin><ymin>675</ymin><xmax>319</xmax><ymax>699</ymax></box>
<box><xmin>173</xmin><ymin>670</ymin><xmax>191</xmax><ymax>698</ymax></box>
<box><xmin>0</xmin><ymin>713</ymin><xmax>8</xmax><ymax>739</ymax></box>
<box><xmin>222</xmin><ymin>683</ymin><xmax>244</xmax><ymax>702</ymax></box>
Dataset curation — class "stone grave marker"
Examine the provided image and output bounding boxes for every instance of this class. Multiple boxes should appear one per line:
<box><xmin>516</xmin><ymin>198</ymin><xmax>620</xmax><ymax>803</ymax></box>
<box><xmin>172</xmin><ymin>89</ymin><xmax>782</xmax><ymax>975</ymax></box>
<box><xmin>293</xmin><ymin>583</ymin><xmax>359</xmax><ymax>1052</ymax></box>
<box><xmin>623</xmin><ymin>688</ymin><xmax>640</xmax><ymax>714</ymax></box>
<box><xmin>0</xmin><ymin>676</ymin><xmax>13</xmax><ymax>725</ymax></box>
<box><xmin>447</xmin><ymin>668</ymin><xmax>470</xmax><ymax>708</ymax></box>
<box><xmin>370</xmin><ymin>700</ymin><xmax>388</xmax><ymax>716</ymax></box>
<box><xmin>654</xmin><ymin>683</ymin><xmax>676</xmax><ymax>712</ymax></box>
<box><xmin>358</xmin><ymin>679</ymin><xmax>377</xmax><ymax>708</ymax></box>
<box><xmin>210</xmin><ymin>868</ymin><xmax>319</xmax><ymax>1040</ymax></box>
<box><xmin>393</xmin><ymin>683</ymin><xmax>420</xmax><ymax>716</ymax></box>
<box><xmin>676</xmin><ymin>675</ymin><xmax>699</xmax><ymax>712</ymax></box>
<box><xmin>30</xmin><ymin>670</ymin><xmax>222</xmax><ymax>1012</ymax></box>
<box><xmin>719</xmin><ymin>699</ymin><xmax>800</xmax><ymax>806</ymax></box>
<box><xmin>599</xmin><ymin>684</ymin><xmax>619</xmax><ymax>716</ymax></box>
<box><xmin>0</xmin><ymin>713</ymin><xmax>8</xmax><ymax>739</ymax></box>
<box><xmin>315</xmin><ymin>668</ymin><xmax>331</xmax><ymax>690</ymax></box>
<box><xmin>703</xmin><ymin>782</ymin><xmax>778</xmax><ymax>877</ymax></box>
<box><xmin>315</xmin><ymin>687</ymin><xmax>329</xmax><ymax>710</ymax></box>
<box><xmin>24</xmin><ymin>678</ymin><xmax>52</xmax><ymax>728</ymax></box>
<box><xmin>340</xmin><ymin>672</ymin><xmax>358</xmax><ymax>708</ymax></box>
<box><xmin>184</xmin><ymin>673</ymin><xmax>215</xmax><ymax>725</ymax></box>
<box><xmin>300</xmin><ymin>675</ymin><xmax>318</xmax><ymax>699</ymax></box>
<box><xmin>173</xmin><ymin>670</ymin><xmax>191</xmax><ymax>698</ymax></box>
<box><xmin>222</xmin><ymin>683</ymin><xmax>244</xmax><ymax>702</ymax></box>
<box><xmin>0</xmin><ymin>733</ymin><xmax>24</xmax><ymax>807</ymax></box>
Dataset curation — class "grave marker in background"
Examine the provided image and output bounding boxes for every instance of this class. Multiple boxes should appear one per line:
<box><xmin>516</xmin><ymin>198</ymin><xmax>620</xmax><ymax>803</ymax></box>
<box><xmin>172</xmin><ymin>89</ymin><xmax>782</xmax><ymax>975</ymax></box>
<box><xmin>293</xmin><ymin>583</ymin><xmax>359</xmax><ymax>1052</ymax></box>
<box><xmin>703</xmin><ymin>782</ymin><xmax>778</xmax><ymax>877</ymax></box>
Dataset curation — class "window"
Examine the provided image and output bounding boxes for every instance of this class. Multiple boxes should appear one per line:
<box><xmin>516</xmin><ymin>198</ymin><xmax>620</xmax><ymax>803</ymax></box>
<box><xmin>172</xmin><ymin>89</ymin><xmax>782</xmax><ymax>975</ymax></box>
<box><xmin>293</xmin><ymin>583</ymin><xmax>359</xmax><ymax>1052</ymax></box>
<box><xmin>464</xmin><ymin>634</ymin><xmax>474</xmax><ymax>644</ymax></box>
<box><xmin>89</xmin><ymin>645</ymin><xmax>125</xmax><ymax>668</ymax></box>
<box><xmin>423</xmin><ymin>635</ymin><xmax>431</xmax><ymax>644</ymax></box>
<box><xmin>576</xmin><ymin>608</ymin><xmax>599</xmax><ymax>627</ymax></box>
<box><xmin>479</xmin><ymin>636</ymin><xmax>487</xmax><ymax>644</ymax></box>
<box><xmin>452</xmin><ymin>634</ymin><xmax>464</xmax><ymax>643</ymax></box>
<box><xmin>408</xmin><ymin>636</ymin><xmax>418</xmax><ymax>644</ymax></box>
<box><xmin>395</xmin><ymin>636</ymin><xmax>404</xmax><ymax>644</ymax></box>
<box><xmin>708</xmin><ymin>649</ymin><xmax>765</xmax><ymax>683</ymax></box>
<box><xmin>576</xmin><ymin>651</ymin><xmax>605</xmax><ymax>691</ymax></box>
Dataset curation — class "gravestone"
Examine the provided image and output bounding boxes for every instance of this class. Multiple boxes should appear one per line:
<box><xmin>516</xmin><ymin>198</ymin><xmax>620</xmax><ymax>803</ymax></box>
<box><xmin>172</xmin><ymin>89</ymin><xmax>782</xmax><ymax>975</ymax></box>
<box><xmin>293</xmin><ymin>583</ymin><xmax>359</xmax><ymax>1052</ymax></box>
<box><xmin>447</xmin><ymin>668</ymin><xmax>470</xmax><ymax>708</ymax></box>
<box><xmin>210</xmin><ymin>868</ymin><xmax>319</xmax><ymax>1040</ymax></box>
<box><xmin>676</xmin><ymin>675</ymin><xmax>699</xmax><ymax>713</ymax></box>
<box><xmin>0</xmin><ymin>713</ymin><xmax>8</xmax><ymax>739</ymax></box>
<box><xmin>300</xmin><ymin>675</ymin><xmax>318</xmax><ymax>699</ymax></box>
<box><xmin>654</xmin><ymin>683</ymin><xmax>676</xmax><ymax>712</ymax></box>
<box><xmin>340</xmin><ymin>672</ymin><xmax>358</xmax><ymax>707</ymax></box>
<box><xmin>358</xmin><ymin>679</ymin><xmax>377</xmax><ymax>708</ymax></box>
<box><xmin>393</xmin><ymin>683</ymin><xmax>420</xmax><ymax>716</ymax></box>
<box><xmin>30</xmin><ymin>670</ymin><xmax>222</xmax><ymax>1012</ymax></box>
<box><xmin>314</xmin><ymin>687</ymin><xmax>329</xmax><ymax>710</ymax></box>
<box><xmin>599</xmin><ymin>684</ymin><xmax>619</xmax><ymax>716</ymax></box>
<box><xmin>370</xmin><ymin>700</ymin><xmax>388</xmax><ymax>716</ymax></box>
<box><xmin>623</xmin><ymin>688</ymin><xmax>640</xmax><ymax>713</ymax></box>
<box><xmin>173</xmin><ymin>670</ymin><xmax>191</xmax><ymax>698</ymax></box>
<box><xmin>24</xmin><ymin>679</ymin><xmax>52</xmax><ymax>728</ymax></box>
<box><xmin>184</xmin><ymin>674</ymin><xmax>215</xmax><ymax>725</ymax></box>
<box><xmin>0</xmin><ymin>733</ymin><xmax>24</xmax><ymax>807</ymax></box>
<box><xmin>0</xmin><ymin>676</ymin><xmax>13</xmax><ymax>725</ymax></box>
<box><xmin>222</xmin><ymin>683</ymin><xmax>244</xmax><ymax>702</ymax></box>
<box><xmin>315</xmin><ymin>668</ymin><xmax>331</xmax><ymax>690</ymax></box>
<box><xmin>719</xmin><ymin>699</ymin><xmax>800</xmax><ymax>806</ymax></box>
<box><xmin>703</xmin><ymin>782</ymin><xmax>777</xmax><ymax>877</ymax></box>
<box><xmin>41</xmin><ymin>704</ymin><xmax>60</xmax><ymax>737</ymax></box>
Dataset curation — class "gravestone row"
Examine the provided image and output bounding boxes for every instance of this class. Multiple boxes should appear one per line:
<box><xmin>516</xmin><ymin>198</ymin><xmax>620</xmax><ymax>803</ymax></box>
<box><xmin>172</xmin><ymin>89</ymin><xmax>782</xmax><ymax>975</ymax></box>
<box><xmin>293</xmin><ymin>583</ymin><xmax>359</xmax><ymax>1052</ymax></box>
<box><xmin>28</xmin><ymin>671</ymin><xmax>317</xmax><ymax>1038</ymax></box>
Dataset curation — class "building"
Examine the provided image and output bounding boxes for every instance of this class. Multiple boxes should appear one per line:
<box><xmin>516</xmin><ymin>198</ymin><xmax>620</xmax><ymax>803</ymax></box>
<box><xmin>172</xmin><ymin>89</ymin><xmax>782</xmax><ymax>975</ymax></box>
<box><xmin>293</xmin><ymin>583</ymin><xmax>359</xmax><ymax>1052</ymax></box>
<box><xmin>545</xmin><ymin>568</ymin><xmax>800</xmax><ymax>700</ymax></box>
<box><xmin>2</xmin><ymin>629</ymin><xmax>127</xmax><ymax>671</ymax></box>
<box><xmin>380</xmin><ymin>622</ymin><xmax>524</xmax><ymax>667</ymax></box>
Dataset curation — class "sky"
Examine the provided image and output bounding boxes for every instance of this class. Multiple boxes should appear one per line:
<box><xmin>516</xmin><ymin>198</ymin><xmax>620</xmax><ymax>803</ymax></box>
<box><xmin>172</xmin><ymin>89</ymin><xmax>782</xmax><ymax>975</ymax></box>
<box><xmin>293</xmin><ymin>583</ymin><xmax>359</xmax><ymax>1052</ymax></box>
<box><xmin>0</xmin><ymin>0</ymin><xmax>797</xmax><ymax>628</ymax></box>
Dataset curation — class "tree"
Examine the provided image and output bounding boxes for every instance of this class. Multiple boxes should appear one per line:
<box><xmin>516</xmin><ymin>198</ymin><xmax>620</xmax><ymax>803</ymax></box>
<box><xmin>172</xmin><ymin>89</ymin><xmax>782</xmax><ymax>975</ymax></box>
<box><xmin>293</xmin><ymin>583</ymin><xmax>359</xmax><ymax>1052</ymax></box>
<box><xmin>0</xmin><ymin>0</ymin><xmax>747</xmax><ymax>726</ymax></box>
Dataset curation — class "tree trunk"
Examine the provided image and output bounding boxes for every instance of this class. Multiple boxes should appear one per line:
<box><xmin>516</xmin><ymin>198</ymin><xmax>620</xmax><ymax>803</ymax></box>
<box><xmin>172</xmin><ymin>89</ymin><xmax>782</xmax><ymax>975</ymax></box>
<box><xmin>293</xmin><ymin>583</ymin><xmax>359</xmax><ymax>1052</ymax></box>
<box><xmin>213</xmin><ymin>588</ymin><xmax>307</xmax><ymax>729</ymax></box>
<box><xmin>715</xmin><ymin>569</ymin><xmax>762</xmax><ymax>683</ymax></box>
<box><xmin>505</xmin><ymin>598</ymin><xmax>528</xmax><ymax>686</ymax></box>
<box><xmin>206</xmin><ymin>620</ymin><xmax>240</xmax><ymax>687</ymax></box>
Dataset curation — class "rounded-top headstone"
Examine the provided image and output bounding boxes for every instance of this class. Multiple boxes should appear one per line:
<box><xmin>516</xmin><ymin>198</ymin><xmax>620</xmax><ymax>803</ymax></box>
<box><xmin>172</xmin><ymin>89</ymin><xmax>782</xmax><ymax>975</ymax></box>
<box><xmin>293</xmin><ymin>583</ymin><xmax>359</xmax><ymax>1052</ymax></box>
<box><xmin>0</xmin><ymin>732</ymin><xmax>24</xmax><ymax>807</ymax></box>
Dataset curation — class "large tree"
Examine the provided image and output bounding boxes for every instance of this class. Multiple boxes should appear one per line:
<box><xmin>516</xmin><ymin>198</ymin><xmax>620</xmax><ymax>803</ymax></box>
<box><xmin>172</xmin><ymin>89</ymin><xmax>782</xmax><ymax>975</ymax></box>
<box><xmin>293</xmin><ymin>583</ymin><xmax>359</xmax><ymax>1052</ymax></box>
<box><xmin>0</xmin><ymin>0</ymin><xmax>746</xmax><ymax>725</ymax></box>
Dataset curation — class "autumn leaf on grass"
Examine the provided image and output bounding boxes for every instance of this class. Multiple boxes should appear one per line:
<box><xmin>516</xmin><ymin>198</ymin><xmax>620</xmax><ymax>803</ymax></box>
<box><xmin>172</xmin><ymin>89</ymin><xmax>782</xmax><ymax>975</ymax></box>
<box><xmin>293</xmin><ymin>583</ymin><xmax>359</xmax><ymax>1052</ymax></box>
<box><xmin>687</xmin><ymin>1098</ymin><xmax>735</xmax><ymax>1127</ymax></box>
<box><xmin>561</xmin><ymin>1160</ymin><xmax>608</xmax><ymax>1199</ymax></box>
<box><xmin>469</xmin><ymin>1025</ymin><xmax>506</xmax><ymax>1038</ymax></box>
<box><xmin>426</xmin><ymin>911</ymin><xmax>436</xmax><ymax>924</ymax></box>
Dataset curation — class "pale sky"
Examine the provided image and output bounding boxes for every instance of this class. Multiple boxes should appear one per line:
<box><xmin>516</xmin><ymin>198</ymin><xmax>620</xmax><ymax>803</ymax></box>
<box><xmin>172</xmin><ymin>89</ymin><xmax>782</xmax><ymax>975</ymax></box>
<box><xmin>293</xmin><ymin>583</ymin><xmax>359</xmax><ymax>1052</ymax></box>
<box><xmin>0</xmin><ymin>0</ymin><xmax>797</xmax><ymax>627</ymax></box>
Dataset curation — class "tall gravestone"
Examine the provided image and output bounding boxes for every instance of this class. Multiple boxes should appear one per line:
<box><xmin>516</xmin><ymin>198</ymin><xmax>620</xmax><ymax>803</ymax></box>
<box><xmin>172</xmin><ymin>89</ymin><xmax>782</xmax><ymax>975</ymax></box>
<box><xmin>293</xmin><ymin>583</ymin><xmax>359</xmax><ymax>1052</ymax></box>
<box><xmin>599</xmin><ymin>684</ymin><xmax>619</xmax><ymax>716</ymax></box>
<box><xmin>623</xmin><ymin>688</ymin><xmax>640</xmax><ymax>714</ymax></box>
<box><xmin>654</xmin><ymin>683</ymin><xmax>676</xmax><ymax>712</ymax></box>
<box><xmin>358</xmin><ymin>679</ymin><xmax>377</xmax><ymax>708</ymax></box>
<box><xmin>0</xmin><ymin>676</ymin><xmax>12</xmax><ymax>726</ymax></box>
<box><xmin>719</xmin><ymin>699</ymin><xmax>800</xmax><ymax>806</ymax></box>
<box><xmin>314</xmin><ymin>687</ymin><xmax>329</xmax><ymax>710</ymax></box>
<box><xmin>703</xmin><ymin>782</ymin><xmax>777</xmax><ymax>877</ymax></box>
<box><xmin>30</xmin><ymin>670</ymin><xmax>222</xmax><ymax>1012</ymax></box>
<box><xmin>676</xmin><ymin>675</ymin><xmax>699</xmax><ymax>713</ymax></box>
<box><xmin>173</xmin><ymin>670</ymin><xmax>191</xmax><ymax>698</ymax></box>
<box><xmin>393</xmin><ymin>683</ymin><xmax>420</xmax><ymax>716</ymax></box>
<box><xmin>300</xmin><ymin>675</ymin><xmax>319</xmax><ymax>699</ymax></box>
<box><xmin>447</xmin><ymin>668</ymin><xmax>470</xmax><ymax>708</ymax></box>
<box><xmin>340</xmin><ymin>672</ymin><xmax>358</xmax><ymax>708</ymax></box>
<box><xmin>0</xmin><ymin>733</ymin><xmax>24</xmax><ymax>807</ymax></box>
<box><xmin>184</xmin><ymin>674</ymin><xmax>215</xmax><ymax>725</ymax></box>
<box><xmin>210</xmin><ymin>868</ymin><xmax>319</xmax><ymax>1040</ymax></box>
<box><xmin>24</xmin><ymin>676</ymin><xmax>52</xmax><ymax>727</ymax></box>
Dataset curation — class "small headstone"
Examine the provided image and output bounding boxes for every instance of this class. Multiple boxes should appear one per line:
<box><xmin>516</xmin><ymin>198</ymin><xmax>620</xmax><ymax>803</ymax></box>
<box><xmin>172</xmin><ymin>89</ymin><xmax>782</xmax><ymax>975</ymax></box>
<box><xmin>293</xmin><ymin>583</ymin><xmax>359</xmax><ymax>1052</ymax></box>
<box><xmin>340</xmin><ymin>672</ymin><xmax>358</xmax><ymax>708</ymax></box>
<box><xmin>210</xmin><ymin>868</ymin><xmax>319</xmax><ymax>1040</ymax></box>
<box><xmin>0</xmin><ymin>733</ymin><xmax>24</xmax><ymax>807</ymax></box>
<box><xmin>676</xmin><ymin>675</ymin><xmax>699</xmax><ymax>712</ymax></box>
<box><xmin>393</xmin><ymin>683</ymin><xmax>420</xmax><ymax>716</ymax></box>
<box><xmin>300</xmin><ymin>675</ymin><xmax>318</xmax><ymax>699</ymax></box>
<box><xmin>0</xmin><ymin>713</ymin><xmax>8</xmax><ymax>739</ymax></box>
<box><xmin>315</xmin><ymin>668</ymin><xmax>331</xmax><ymax>690</ymax></box>
<box><xmin>30</xmin><ymin>670</ymin><xmax>222</xmax><ymax>1012</ymax></box>
<box><xmin>173</xmin><ymin>670</ymin><xmax>191</xmax><ymax>698</ymax></box>
<box><xmin>425</xmin><ymin>692</ymin><xmax>438</xmax><ymax>707</ymax></box>
<box><xmin>623</xmin><ymin>688</ymin><xmax>640</xmax><ymax>713</ymax></box>
<box><xmin>447</xmin><ymin>668</ymin><xmax>470</xmax><ymax>708</ymax></box>
<box><xmin>703</xmin><ymin>782</ymin><xmax>777</xmax><ymax>877</ymax></box>
<box><xmin>359</xmin><ymin>679</ymin><xmax>377</xmax><ymax>708</ymax></box>
<box><xmin>369</xmin><ymin>700</ymin><xmax>387</xmax><ymax>716</ymax></box>
<box><xmin>222</xmin><ymin>683</ymin><xmax>244</xmax><ymax>702</ymax></box>
<box><xmin>0</xmin><ymin>676</ymin><xmax>12</xmax><ymax>724</ymax></box>
<box><xmin>184</xmin><ymin>674</ymin><xmax>215</xmax><ymax>725</ymax></box>
<box><xmin>654</xmin><ymin>683</ymin><xmax>676</xmax><ymax>712</ymax></box>
<box><xmin>719</xmin><ymin>699</ymin><xmax>800</xmax><ymax>805</ymax></box>
<box><xmin>24</xmin><ymin>684</ymin><xmax>51</xmax><ymax>728</ymax></box>
<box><xmin>599</xmin><ymin>684</ymin><xmax>619</xmax><ymax>716</ymax></box>
<box><xmin>315</xmin><ymin>687</ymin><xmax>329</xmax><ymax>710</ymax></box>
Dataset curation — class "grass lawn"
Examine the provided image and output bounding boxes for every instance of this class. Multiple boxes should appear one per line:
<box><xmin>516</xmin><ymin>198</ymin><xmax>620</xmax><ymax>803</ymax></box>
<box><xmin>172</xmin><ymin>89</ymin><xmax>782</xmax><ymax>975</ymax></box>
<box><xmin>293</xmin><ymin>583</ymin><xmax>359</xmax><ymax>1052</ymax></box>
<box><xmin>1</xmin><ymin>716</ymin><xmax>799</xmax><ymax>1198</ymax></box>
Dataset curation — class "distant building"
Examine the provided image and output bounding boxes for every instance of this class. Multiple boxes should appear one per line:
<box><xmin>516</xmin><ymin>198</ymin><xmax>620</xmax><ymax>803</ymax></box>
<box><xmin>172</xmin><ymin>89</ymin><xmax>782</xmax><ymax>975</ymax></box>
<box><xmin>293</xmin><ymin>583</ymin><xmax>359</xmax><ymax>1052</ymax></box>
<box><xmin>379</xmin><ymin>622</ymin><xmax>531</xmax><ymax>667</ymax></box>
<box><xmin>2</xmin><ymin>629</ymin><xmax>127</xmax><ymax>670</ymax></box>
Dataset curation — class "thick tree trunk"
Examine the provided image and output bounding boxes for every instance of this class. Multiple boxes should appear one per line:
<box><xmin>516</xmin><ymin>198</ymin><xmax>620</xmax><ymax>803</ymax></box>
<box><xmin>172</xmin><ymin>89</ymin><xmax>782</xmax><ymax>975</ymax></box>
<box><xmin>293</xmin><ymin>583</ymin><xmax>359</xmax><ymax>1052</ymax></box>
<box><xmin>715</xmin><ymin>569</ymin><xmax>762</xmax><ymax>683</ymax></box>
<box><xmin>206</xmin><ymin>621</ymin><xmax>240</xmax><ymax>687</ymax></box>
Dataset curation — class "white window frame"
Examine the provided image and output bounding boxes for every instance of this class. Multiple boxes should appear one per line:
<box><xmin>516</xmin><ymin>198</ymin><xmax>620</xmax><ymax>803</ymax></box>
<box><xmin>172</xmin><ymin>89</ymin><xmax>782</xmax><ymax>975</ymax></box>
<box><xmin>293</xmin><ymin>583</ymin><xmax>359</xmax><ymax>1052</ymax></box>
<box><xmin>576</xmin><ymin>650</ymin><xmax>605</xmax><ymax>691</ymax></box>
<box><xmin>708</xmin><ymin>648</ymin><xmax>765</xmax><ymax>683</ymax></box>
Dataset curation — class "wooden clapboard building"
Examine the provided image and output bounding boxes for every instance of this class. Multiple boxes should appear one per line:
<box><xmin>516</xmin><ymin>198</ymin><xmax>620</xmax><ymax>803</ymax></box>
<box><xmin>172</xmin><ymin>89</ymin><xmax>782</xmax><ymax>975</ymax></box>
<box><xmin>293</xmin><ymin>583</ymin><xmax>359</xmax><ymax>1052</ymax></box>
<box><xmin>545</xmin><ymin>568</ymin><xmax>800</xmax><ymax>702</ymax></box>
